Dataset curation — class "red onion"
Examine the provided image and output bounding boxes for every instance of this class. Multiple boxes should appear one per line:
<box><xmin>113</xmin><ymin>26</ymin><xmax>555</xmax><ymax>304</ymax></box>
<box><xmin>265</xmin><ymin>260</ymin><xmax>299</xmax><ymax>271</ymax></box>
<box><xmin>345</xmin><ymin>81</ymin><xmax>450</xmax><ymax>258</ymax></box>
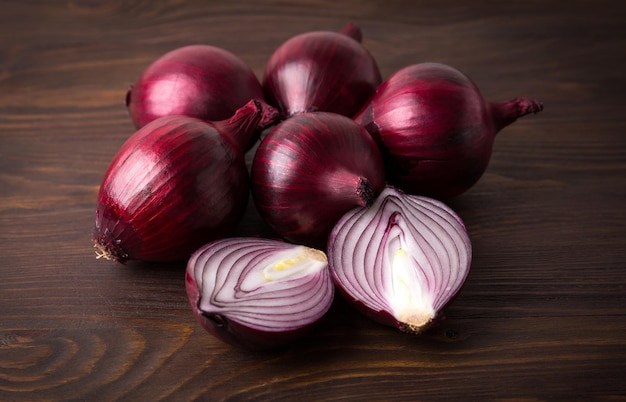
<box><xmin>126</xmin><ymin>44</ymin><xmax>270</xmax><ymax>148</ymax></box>
<box><xmin>328</xmin><ymin>186</ymin><xmax>472</xmax><ymax>334</ymax></box>
<box><xmin>251</xmin><ymin>112</ymin><xmax>386</xmax><ymax>248</ymax></box>
<box><xmin>93</xmin><ymin>101</ymin><xmax>271</xmax><ymax>263</ymax></box>
<box><xmin>186</xmin><ymin>237</ymin><xmax>334</xmax><ymax>350</ymax></box>
<box><xmin>262</xmin><ymin>22</ymin><xmax>382</xmax><ymax>118</ymax></box>
<box><xmin>354</xmin><ymin>62</ymin><xmax>544</xmax><ymax>198</ymax></box>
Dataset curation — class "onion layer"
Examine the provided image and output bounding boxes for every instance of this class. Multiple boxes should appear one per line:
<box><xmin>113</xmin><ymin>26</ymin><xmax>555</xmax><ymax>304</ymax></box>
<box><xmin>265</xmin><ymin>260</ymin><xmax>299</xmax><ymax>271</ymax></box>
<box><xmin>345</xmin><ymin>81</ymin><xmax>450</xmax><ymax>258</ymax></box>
<box><xmin>186</xmin><ymin>237</ymin><xmax>334</xmax><ymax>350</ymax></box>
<box><xmin>251</xmin><ymin>112</ymin><xmax>386</xmax><ymax>248</ymax></box>
<box><xmin>354</xmin><ymin>62</ymin><xmax>544</xmax><ymax>198</ymax></box>
<box><xmin>328</xmin><ymin>186</ymin><xmax>472</xmax><ymax>334</ymax></box>
<box><xmin>263</xmin><ymin>23</ymin><xmax>382</xmax><ymax>118</ymax></box>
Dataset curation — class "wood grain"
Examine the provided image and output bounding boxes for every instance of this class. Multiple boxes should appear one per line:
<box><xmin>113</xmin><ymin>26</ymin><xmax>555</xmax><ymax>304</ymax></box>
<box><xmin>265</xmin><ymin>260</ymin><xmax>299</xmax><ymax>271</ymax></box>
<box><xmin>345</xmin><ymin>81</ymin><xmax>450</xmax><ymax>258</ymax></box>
<box><xmin>1</xmin><ymin>0</ymin><xmax>625</xmax><ymax>400</ymax></box>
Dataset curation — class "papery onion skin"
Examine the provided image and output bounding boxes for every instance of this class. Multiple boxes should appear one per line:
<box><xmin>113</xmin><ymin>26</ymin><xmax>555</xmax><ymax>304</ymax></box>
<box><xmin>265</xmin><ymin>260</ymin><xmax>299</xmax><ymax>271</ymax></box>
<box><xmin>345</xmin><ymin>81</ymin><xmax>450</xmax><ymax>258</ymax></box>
<box><xmin>251</xmin><ymin>112</ymin><xmax>386</xmax><ymax>248</ymax></box>
<box><xmin>328</xmin><ymin>186</ymin><xmax>472</xmax><ymax>334</ymax></box>
<box><xmin>186</xmin><ymin>238</ymin><xmax>334</xmax><ymax>350</ymax></box>
<box><xmin>354</xmin><ymin>62</ymin><xmax>544</xmax><ymax>198</ymax></box>
<box><xmin>93</xmin><ymin>114</ymin><xmax>252</xmax><ymax>263</ymax></box>
<box><xmin>126</xmin><ymin>45</ymin><xmax>265</xmax><ymax>140</ymax></box>
<box><xmin>262</xmin><ymin>23</ymin><xmax>382</xmax><ymax>118</ymax></box>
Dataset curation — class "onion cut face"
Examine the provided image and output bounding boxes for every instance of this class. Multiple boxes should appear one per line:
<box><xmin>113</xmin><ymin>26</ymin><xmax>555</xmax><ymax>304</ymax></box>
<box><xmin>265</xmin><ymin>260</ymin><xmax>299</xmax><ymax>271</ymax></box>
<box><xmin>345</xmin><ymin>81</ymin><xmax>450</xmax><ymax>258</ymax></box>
<box><xmin>328</xmin><ymin>186</ymin><xmax>472</xmax><ymax>334</ymax></box>
<box><xmin>186</xmin><ymin>238</ymin><xmax>334</xmax><ymax>350</ymax></box>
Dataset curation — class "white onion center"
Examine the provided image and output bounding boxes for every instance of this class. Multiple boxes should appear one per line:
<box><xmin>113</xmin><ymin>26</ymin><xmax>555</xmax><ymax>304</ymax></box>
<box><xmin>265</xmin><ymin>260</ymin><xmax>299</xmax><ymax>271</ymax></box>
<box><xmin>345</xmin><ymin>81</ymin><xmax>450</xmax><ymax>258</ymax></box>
<box><xmin>246</xmin><ymin>246</ymin><xmax>328</xmax><ymax>287</ymax></box>
<box><xmin>389</xmin><ymin>248</ymin><xmax>435</xmax><ymax>330</ymax></box>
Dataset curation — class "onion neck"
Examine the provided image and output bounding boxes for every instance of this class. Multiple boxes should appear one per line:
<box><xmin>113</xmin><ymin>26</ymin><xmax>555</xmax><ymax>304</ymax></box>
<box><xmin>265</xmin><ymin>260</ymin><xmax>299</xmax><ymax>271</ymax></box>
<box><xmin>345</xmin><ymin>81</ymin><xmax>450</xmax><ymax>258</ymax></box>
<box><xmin>339</xmin><ymin>22</ymin><xmax>363</xmax><ymax>43</ymax></box>
<box><xmin>356</xmin><ymin>177</ymin><xmax>376</xmax><ymax>207</ymax></box>
<box><xmin>257</xmin><ymin>99</ymin><xmax>282</xmax><ymax>130</ymax></box>
<box><xmin>214</xmin><ymin>99</ymin><xmax>280</xmax><ymax>153</ymax></box>
<box><xmin>325</xmin><ymin>170</ymin><xmax>376</xmax><ymax>207</ymax></box>
<box><xmin>125</xmin><ymin>85</ymin><xmax>133</xmax><ymax>108</ymax></box>
<box><xmin>490</xmin><ymin>97</ymin><xmax>544</xmax><ymax>134</ymax></box>
<box><xmin>354</xmin><ymin>105</ymin><xmax>385</xmax><ymax>148</ymax></box>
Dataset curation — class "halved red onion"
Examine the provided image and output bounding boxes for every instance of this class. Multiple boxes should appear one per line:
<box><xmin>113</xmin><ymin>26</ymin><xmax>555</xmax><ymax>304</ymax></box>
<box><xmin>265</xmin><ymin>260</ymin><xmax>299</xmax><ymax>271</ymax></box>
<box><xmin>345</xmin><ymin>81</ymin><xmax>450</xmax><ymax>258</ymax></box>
<box><xmin>186</xmin><ymin>237</ymin><xmax>334</xmax><ymax>350</ymax></box>
<box><xmin>328</xmin><ymin>186</ymin><xmax>472</xmax><ymax>334</ymax></box>
<box><xmin>251</xmin><ymin>112</ymin><xmax>386</xmax><ymax>248</ymax></box>
<box><xmin>262</xmin><ymin>22</ymin><xmax>382</xmax><ymax>118</ymax></box>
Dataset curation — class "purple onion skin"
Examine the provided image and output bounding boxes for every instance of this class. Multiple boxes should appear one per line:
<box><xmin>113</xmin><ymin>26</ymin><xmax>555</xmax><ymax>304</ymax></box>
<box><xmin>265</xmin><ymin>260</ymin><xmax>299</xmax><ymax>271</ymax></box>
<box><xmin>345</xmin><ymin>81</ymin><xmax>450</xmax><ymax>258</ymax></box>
<box><xmin>185</xmin><ymin>271</ymin><xmax>325</xmax><ymax>350</ymax></box>
<box><xmin>354</xmin><ymin>62</ymin><xmax>544</xmax><ymax>198</ymax></box>
<box><xmin>251</xmin><ymin>112</ymin><xmax>386</xmax><ymax>249</ymax></box>
<box><xmin>262</xmin><ymin>23</ymin><xmax>382</xmax><ymax>118</ymax></box>
<box><xmin>126</xmin><ymin>45</ymin><xmax>265</xmax><ymax>132</ymax></box>
<box><xmin>93</xmin><ymin>116</ymin><xmax>249</xmax><ymax>263</ymax></box>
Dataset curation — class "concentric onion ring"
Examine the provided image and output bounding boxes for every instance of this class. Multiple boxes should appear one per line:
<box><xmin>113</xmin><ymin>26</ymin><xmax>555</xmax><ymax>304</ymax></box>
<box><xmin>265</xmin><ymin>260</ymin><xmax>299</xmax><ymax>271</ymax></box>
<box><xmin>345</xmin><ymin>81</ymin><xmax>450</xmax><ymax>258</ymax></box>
<box><xmin>328</xmin><ymin>186</ymin><xmax>472</xmax><ymax>334</ymax></box>
<box><xmin>186</xmin><ymin>237</ymin><xmax>334</xmax><ymax>349</ymax></box>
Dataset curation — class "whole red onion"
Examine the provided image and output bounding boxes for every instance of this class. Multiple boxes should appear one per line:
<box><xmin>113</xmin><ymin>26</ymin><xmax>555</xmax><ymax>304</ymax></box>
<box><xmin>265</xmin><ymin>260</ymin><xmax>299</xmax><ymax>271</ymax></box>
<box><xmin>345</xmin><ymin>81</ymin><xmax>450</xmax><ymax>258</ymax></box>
<box><xmin>93</xmin><ymin>102</ymin><xmax>270</xmax><ymax>263</ymax></box>
<box><xmin>186</xmin><ymin>237</ymin><xmax>334</xmax><ymax>350</ymax></box>
<box><xmin>328</xmin><ymin>186</ymin><xmax>472</xmax><ymax>334</ymax></box>
<box><xmin>126</xmin><ymin>44</ymin><xmax>267</xmax><ymax>144</ymax></box>
<box><xmin>251</xmin><ymin>112</ymin><xmax>386</xmax><ymax>248</ymax></box>
<box><xmin>354</xmin><ymin>62</ymin><xmax>544</xmax><ymax>198</ymax></box>
<box><xmin>262</xmin><ymin>23</ymin><xmax>382</xmax><ymax>118</ymax></box>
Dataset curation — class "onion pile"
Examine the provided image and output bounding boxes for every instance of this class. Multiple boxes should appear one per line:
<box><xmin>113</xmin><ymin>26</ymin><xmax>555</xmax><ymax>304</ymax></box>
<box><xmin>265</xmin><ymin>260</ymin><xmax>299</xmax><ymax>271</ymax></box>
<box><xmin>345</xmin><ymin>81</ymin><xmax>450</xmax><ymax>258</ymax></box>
<box><xmin>92</xmin><ymin>23</ymin><xmax>543</xmax><ymax>349</ymax></box>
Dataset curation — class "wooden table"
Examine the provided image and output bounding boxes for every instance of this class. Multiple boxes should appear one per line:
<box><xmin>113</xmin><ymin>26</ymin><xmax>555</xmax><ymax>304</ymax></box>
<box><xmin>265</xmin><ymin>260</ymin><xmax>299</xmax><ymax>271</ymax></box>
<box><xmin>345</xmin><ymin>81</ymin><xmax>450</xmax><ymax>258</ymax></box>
<box><xmin>2</xmin><ymin>1</ymin><xmax>625</xmax><ymax>400</ymax></box>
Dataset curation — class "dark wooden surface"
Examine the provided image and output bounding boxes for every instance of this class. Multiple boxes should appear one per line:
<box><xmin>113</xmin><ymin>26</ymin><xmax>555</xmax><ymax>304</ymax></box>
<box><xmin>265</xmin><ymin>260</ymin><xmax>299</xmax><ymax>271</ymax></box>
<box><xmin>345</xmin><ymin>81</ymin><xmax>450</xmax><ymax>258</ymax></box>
<box><xmin>1</xmin><ymin>1</ymin><xmax>625</xmax><ymax>400</ymax></box>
